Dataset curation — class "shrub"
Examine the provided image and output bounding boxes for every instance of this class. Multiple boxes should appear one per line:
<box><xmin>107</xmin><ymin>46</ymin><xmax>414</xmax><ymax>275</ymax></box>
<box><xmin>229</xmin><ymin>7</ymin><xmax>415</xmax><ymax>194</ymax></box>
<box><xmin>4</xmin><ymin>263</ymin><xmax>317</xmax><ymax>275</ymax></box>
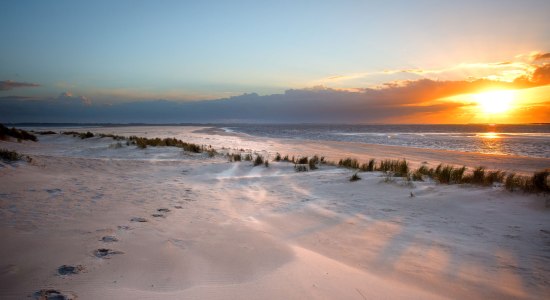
<box><xmin>243</xmin><ymin>154</ymin><xmax>253</xmax><ymax>161</ymax></box>
<box><xmin>228</xmin><ymin>153</ymin><xmax>241</xmax><ymax>162</ymax></box>
<box><xmin>485</xmin><ymin>170</ymin><xmax>506</xmax><ymax>186</ymax></box>
<box><xmin>206</xmin><ymin>148</ymin><xmax>216</xmax><ymax>157</ymax></box>
<box><xmin>295</xmin><ymin>165</ymin><xmax>308</xmax><ymax>172</ymax></box>
<box><xmin>377</xmin><ymin>159</ymin><xmax>408</xmax><ymax>177</ymax></box>
<box><xmin>253</xmin><ymin>155</ymin><xmax>264</xmax><ymax>166</ymax></box>
<box><xmin>411</xmin><ymin>170</ymin><xmax>424</xmax><ymax>181</ymax></box>
<box><xmin>79</xmin><ymin>131</ymin><xmax>94</xmax><ymax>139</ymax></box>
<box><xmin>309</xmin><ymin>155</ymin><xmax>319</xmax><ymax>170</ymax></box>
<box><xmin>434</xmin><ymin>164</ymin><xmax>453</xmax><ymax>184</ymax></box>
<box><xmin>36</xmin><ymin>130</ymin><xmax>57</xmax><ymax>135</ymax></box>
<box><xmin>282</xmin><ymin>155</ymin><xmax>290</xmax><ymax>162</ymax></box>
<box><xmin>296</xmin><ymin>157</ymin><xmax>308</xmax><ymax>164</ymax></box>
<box><xmin>274</xmin><ymin>153</ymin><xmax>281</xmax><ymax>161</ymax></box>
<box><xmin>339</xmin><ymin>157</ymin><xmax>359</xmax><ymax>169</ymax></box>
<box><xmin>451</xmin><ymin>166</ymin><xmax>466</xmax><ymax>183</ymax></box>
<box><xmin>350</xmin><ymin>173</ymin><xmax>361</xmax><ymax>182</ymax></box>
<box><xmin>532</xmin><ymin>170</ymin><xmax>549</xmax><ymax>193</ymax></box>
<box><xmin>0</xmin><ymin>124</ymin><xmax>37</xmax><ymax>142</ymax></box>
<box><xmin>367</xmin><ymin>159</ymin><xmax>376</xmax><ymax>171</ymax></box>
<box><xmin>505</xmin><ymin>173</ymin><xmax>518</xmax><ymax>192</ymax></box>
<box><xmin>0</xmin><ymin>149</ymin><xmax>22</xmax><ymax>161</ymax></box>
<box><xmin>109</xmin><ymin>142</ymin><xmax>123</xmax><ymax>149</ymax></box>
<box><xmin>471</xmin><ymin>167</ymin><xmax>486</xmax><ymax>185</ymax></box>
<box><xmin>126</xmin><ymin>136</ymin><xmax>203</xmax><ymax>153</ymax></box>
<box><xmin>0</xmin><ymin>149</ymin><xmax>31</xmax><ymax>163</ymax></box>
<box><xmin>99</xmin><ymin>133</ymin><xmax>126</xmax><ymax>140</ymax></box>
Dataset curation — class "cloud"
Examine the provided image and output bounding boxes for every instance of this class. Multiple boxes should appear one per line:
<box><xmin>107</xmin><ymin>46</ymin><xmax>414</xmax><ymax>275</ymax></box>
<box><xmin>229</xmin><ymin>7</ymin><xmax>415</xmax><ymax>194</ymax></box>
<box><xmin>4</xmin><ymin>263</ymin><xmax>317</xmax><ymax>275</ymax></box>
<box><xmin>313</xmin><ymin>54</ymin><xmax>544</xmax><ymax>88</ymax></box>
<box><xmin>0</xmin><ymin>80</ymin><xmax>40</xmax><ymax>91</ymax></box>
<box><xmin>57</xmin><ymin>91</ymin><xmax>92</xmax><ymax>106</ymax></box>
<box><xmin>532</xmin><ymin>52</ymin><xmax>550</xmax><ymax>61</ymax></box>
<box><xmin>530</xmin><ymin>64</ymin><xmax>550</xmax><ymax>85</ymax></box>
<box><xmin>2</xmin><ymin>77</ymin><xmax>546</xmax><ymax>124</ymax></box>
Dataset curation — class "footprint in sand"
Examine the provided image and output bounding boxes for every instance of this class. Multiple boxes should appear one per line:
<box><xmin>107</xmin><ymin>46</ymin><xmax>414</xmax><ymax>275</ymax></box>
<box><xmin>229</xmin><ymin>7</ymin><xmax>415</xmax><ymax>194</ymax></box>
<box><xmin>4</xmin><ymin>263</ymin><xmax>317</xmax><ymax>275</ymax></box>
<box><xmin>117</xmin><ymin>225</ymin><xmax>131</xmax><ymax>230</ymax></box>
<box><xmin>130</xmin><ymin>217</ymin><xmax>148</xmax><ymax>222</ymax></box>
<box><xmin>57</xmin><ymin>265</ymin><xmax>84</xmax><ymax>276</ymax></box>
<box><xmin>33</xmin><ymin>289</ymin><xmax>76</xmax><ymax>300</ymax></box>
<box><xmin>174</xmin><ymin>205</ymin><xmax>183</xmax><ymax>209</ymax></box>
<box><xmin>157</xmin><ymin>208</ymin><xmax>170</xmax><ymax>213</ymax></box>
<box><xmin>151</xmin><ymin>213</ymin><xmax>165</xmax><ymax>218</ymax></box>
<box><xmin>93</xmin><ymin>248</ymin><xmax>124</xmax><ymax>259</ymax></box>
<box><xmin>100</xmin><ymin>236</ymin><xmax>118</xmax><ymax>243</ymax></box>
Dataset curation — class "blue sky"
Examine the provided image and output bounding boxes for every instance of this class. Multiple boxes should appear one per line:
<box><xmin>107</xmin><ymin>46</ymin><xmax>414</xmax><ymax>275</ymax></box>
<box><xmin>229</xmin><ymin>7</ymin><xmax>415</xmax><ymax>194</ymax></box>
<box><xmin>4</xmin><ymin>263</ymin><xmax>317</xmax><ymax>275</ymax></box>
<box><xmin>1</xmin><ymin>1</ymin><xmax>549</xmax><ymax>123</ymax></box>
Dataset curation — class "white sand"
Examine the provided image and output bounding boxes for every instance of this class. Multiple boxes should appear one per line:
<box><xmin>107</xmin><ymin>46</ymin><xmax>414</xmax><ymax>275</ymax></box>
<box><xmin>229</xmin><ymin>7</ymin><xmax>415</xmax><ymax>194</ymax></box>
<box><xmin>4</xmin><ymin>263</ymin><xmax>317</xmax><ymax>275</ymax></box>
<box><xmin>0</xmin><ymin>129</ymin><xmax>549</xmax><ymax>299</ymax></box>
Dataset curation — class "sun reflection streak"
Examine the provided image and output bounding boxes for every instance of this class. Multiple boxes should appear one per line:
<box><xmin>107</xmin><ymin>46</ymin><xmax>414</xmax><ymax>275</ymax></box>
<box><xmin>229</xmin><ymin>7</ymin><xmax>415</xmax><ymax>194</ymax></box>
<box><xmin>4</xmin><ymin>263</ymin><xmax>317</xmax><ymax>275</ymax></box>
<box><xmin>480</xmin><ymin>132</ymin><xmax>500</xmax><ymax>139</ymax></box>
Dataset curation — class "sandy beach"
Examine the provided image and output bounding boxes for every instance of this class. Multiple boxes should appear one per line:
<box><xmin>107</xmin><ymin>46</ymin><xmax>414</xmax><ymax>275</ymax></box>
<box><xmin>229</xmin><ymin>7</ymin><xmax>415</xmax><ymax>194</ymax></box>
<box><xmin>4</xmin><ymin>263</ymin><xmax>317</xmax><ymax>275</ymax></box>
<box><xmin>1</xmin><ymin>127</ymin><xmax>549</xmax><ymax>299</ymax></box>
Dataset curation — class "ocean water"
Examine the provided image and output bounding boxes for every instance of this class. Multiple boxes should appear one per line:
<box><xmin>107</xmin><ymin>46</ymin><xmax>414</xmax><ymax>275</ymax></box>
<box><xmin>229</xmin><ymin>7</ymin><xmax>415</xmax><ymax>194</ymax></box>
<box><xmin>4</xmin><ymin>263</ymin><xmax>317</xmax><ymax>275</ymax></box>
<box><xmin>224</xmin><ymin>124</ymin><xmax>550</xmax><ymax>158</ymax></box>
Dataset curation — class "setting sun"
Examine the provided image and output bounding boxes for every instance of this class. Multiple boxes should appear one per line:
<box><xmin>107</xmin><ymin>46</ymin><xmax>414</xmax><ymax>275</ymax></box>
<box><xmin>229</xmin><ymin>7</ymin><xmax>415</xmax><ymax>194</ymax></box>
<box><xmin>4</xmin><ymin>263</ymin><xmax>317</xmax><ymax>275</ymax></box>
<box><xmin>473</xmin><ymin>90</ymin><xmax>515</xmax><ymax>114</ymax></box>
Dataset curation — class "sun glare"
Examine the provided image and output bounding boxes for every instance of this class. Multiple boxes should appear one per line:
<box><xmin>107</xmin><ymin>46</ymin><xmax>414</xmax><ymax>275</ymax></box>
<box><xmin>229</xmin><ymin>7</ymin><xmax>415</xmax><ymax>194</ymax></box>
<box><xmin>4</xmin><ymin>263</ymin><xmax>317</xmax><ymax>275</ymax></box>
<box><xmin>473</xmin><ymin>90</ymin><xmax>515</xmax><ymax>114</ymax></box>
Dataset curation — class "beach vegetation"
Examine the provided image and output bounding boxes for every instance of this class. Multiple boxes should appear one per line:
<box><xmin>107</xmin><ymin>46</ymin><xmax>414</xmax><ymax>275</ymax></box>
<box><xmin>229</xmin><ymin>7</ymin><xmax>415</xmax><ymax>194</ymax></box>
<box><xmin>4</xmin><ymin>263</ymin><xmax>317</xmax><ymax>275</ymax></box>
<box><xmin>0</xmin><ymin>148</ymin><xmax>31</xmax><ymax>163</ymax></box>
<box><xmin>99</xmin><ymin>133</ymin><xmax>126</xmax><ymax>140</ymax></box>
<box><xmin>350</xmin><ymin>172</ymin><xmax>361</xmax><ymax>182</ymax></box>
<box><xmin>377</xmin><ymin>159</ymin><xmax>408</xmax><ymax>177</ymax></box>
<box><xmin>309</xmin><ymin>155</ymin><xmax>319</xmax><ymax>170</ymax></box>
<box><xmin>228</xmin><ymin>153</ymin><xmax>241</xmax><ymax>162</ymax></box>
<box><xmin>125</xmin><ymin>136</ymin><xmax>204</xmax><ymax>153</ymax></box>
<box><xmin>253</xmin><ymin>155</ymin><xmax>265</xmax><ymax>166</ymax></box>
<box><xmin>36</xmin><ymin>130</ymin><xmax>57</xmax><ymax>135</ymax></box>
<box><xmin>0</xmin><ymin>124</ymin><xmax>37</xmax><ymax>142</ymax></box>
<box><xmin>484</xmin><ymin>170</ymin><xmax>506</xmax><ymax>186</ymax></box>
<box><xmin>295</xmin><ymin>165</ymin><xmax>308</xmax><ymax>172</ymax></box>
<box><xmin>338</xmin><ymin>157</ymin><xmax>360</xmax><ymax>169</ymax></box>
<box><xmin>470</xmin><ymin>167</ymin><xmax>486</xmax><ymax>185</ymax></box>
<box><xmin>505</xmin><ymin>173</ymin><xmax>519</xmax><ymax>192</ymax></box>
<box><xmin>296</xmin><ymin>157</ymin><xmax>308</xmax><ymax>164</ymax></box>
<box><xmin>274</xmin><ymin>153</ymin><xmax>281</xmax><ymax>161</ymax></box>
<box><xmin>532</xmin><ymin>170</ymin><xmax>549</xmax><ymax>193</ymax></box>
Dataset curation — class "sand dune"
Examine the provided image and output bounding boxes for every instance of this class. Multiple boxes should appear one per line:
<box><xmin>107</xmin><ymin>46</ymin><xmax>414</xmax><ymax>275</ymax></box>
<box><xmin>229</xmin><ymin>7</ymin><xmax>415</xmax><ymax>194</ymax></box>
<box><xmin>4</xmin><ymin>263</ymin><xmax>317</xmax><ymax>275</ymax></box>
<box><xmin>0</xmin><ymin>131</ymin><xmax>549</xmax><ymax>299</ymax></box>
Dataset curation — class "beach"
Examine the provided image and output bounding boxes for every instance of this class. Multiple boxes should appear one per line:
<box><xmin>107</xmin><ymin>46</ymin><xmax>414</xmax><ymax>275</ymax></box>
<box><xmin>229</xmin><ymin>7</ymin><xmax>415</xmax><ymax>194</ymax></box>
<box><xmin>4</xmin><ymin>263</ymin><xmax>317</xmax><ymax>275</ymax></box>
<box><xmin>0</xmin><ymin>127</ymin><xmax>549</xmax><ymax>299</ymax></box>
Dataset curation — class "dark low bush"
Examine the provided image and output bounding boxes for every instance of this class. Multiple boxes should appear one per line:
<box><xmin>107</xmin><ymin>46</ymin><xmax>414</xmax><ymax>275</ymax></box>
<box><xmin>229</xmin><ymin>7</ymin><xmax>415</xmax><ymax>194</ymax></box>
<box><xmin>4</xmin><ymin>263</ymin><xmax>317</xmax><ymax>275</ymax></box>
<box><xmin>0</xmin><ymin>124</ymin><xmax>37</xmax><ymax>142</ymax></box>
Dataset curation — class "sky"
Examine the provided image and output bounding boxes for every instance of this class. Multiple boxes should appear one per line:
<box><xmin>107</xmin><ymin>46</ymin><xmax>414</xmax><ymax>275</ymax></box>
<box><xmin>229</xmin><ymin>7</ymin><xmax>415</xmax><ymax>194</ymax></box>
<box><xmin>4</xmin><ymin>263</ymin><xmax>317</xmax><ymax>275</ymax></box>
<box><xmin>1</xmin><ymin>0</ymin><xmax>549</xmax><ymax>123</ymax></box>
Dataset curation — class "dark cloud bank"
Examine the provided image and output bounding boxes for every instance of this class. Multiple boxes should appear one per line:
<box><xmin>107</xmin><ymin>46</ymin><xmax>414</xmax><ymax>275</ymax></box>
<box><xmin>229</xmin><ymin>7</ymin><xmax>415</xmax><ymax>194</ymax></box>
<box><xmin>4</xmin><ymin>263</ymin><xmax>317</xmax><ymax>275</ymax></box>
<box><xmin>1</xmin><ymin>73</ymin><xmax>549</xmax><ymax>123</ymax></box>
<box><xmin>0</xmin><ymin>80</ymin><xmax>40</xmax><ymax>91</ymax></box>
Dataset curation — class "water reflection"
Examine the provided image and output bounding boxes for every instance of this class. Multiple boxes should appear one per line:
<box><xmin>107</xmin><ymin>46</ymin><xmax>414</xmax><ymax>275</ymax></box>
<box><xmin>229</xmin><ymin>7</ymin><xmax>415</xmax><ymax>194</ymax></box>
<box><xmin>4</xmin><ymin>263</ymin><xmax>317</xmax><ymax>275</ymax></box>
<box><xmin>480</xmin><ymin>132</ymin><xmax>500</xmax><ymax>139</ymax></box>
<box><xmin>479</xmin><ymin>132</ymin><xmax>504</xmax><ymax>154</ymax></box>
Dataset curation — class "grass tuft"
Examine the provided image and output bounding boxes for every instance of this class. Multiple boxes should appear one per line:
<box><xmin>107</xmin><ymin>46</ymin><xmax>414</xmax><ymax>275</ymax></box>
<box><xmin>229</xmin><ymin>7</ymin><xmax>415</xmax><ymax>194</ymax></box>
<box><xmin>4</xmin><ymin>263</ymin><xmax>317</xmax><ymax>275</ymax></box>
<box><xmin>349</xmin><ymin>172</ymin><xmax>361</xmax><ymax>182</ymax></box>
<box><xmin>0</xmin><ymin>148</ymin><xmax>31</xmax><ymax>163</ymax></box>
<box><xmin>338</xmin><ymin>157</ymin><xmax>359</xmax><ymax>169</ymax></box>
<box><xmin>253</xmin><ymin>155</ymin><xmax>265</xmax><ymax>166</ymax></box>
<box><xmin>0</xmin><ymin>124</ymin><xmax>37</xmax><ymax>142</ymax></box>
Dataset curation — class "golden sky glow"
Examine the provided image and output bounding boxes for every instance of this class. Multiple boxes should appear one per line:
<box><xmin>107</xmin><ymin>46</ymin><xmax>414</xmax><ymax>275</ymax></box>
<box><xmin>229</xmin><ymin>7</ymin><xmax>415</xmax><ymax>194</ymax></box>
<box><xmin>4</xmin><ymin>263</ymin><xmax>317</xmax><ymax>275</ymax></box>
<box><xmin>473</xmin><ymin>90</ymin><xmax>515</xmax><ymax>114</ymax></box>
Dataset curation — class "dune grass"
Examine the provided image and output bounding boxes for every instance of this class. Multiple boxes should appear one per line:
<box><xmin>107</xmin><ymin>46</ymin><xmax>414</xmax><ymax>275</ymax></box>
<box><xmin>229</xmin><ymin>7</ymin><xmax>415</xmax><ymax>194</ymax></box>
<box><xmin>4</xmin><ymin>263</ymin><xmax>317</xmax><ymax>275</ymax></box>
<box><xmin>35</xmin><ymin>130</ymin><xmax>57</xmax><ymax>135</ymax></box>
<box><xmin>349</xmin><ymin>172</ymin><xmax>361</xmax><ymax>182</ymax></box>
<box><xmin>338</xmin><ymin>157</ymin><xmax>360</xmax><ymax>169</ymax></box>
<box><xmin>0</xmin><ymin>124</ymin><xmax>37</xmax><ymax>142</ymax></box>
<box><xmin>0</xmin><ymin>149</ymin><xmax>31</xmax><ymax>163</ymax></box>
<box><xmin>63</xmin><ymin>131</ymin><xmax>94</xmax><ymax>139</ymax></box>
<box><xmin>376</xmin><ymin>159</ymin><xmax>409</xmax><ymax>177</ymax></box>
<box><xmin>128</xmin><ymin>136</ymin><xmax>203</xmax><ymax>153</ymax></box>
<box><xmin>253</xmin><ymin>155</ymin><xmax>265</xmax><ymax>166</ymax></box>
<box><xmin>57</xmin><ymin>132</ymin><xmax>549</xmax><ymax>195</ymax></box>
<box><xmin>227</xmin><ymin>153</ymin><xmax>242</xmax><ymax>162</ymax></box>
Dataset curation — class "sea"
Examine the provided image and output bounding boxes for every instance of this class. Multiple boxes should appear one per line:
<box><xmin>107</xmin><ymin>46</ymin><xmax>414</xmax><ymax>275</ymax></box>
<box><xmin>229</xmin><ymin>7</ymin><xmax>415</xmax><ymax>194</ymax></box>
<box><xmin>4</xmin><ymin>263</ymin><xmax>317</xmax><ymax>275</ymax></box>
<box><xmin>222</xmin><ymin>124</ymin><xmax>550</xmax><ymax>159</ymax></box>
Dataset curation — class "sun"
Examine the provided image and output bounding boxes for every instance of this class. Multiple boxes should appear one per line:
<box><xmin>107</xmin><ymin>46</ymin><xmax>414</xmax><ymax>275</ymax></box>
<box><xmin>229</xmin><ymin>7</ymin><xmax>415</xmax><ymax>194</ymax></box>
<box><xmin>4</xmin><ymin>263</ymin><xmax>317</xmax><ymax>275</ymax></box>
<box><xmin>473</xmin><ymin>90</ymin><xmax>515</xmax><ymax>114</ymax></box>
